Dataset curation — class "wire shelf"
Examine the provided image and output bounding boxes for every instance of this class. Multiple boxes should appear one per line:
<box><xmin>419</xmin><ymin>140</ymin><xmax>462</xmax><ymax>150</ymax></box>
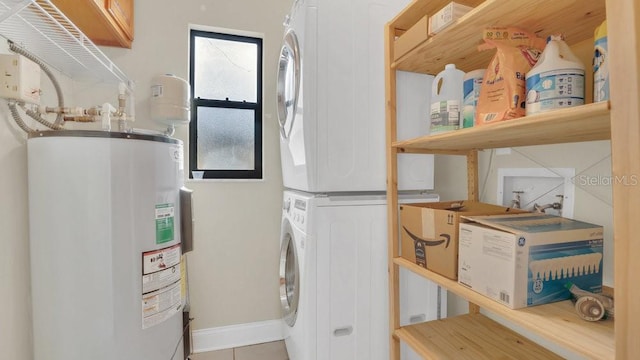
<box><xmin>0</xmin><ymin>0</ymin><xmax>130</xmax><ymax>85</ymax></box>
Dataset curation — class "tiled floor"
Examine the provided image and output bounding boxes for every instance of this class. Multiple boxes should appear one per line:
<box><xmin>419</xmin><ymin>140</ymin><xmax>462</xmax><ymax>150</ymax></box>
<box><xmin>189</xmin><ymin>340</ymin><xmax>288</xmax><ymax>360</ymax></box>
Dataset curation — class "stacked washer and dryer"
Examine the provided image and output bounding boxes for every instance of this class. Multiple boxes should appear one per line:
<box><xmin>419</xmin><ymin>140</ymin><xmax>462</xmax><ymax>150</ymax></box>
<box><xmin>276</xmin><ymin>0</ymin><xmax>445</xmax><ymax>359</ymax></box>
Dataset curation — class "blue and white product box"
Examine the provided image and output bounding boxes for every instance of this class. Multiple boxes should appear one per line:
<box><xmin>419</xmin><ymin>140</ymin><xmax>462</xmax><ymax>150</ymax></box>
<box><xmin>458</xmin><ymin>213</ymin><xmax>603</xmax><ymax>309</ymax></box>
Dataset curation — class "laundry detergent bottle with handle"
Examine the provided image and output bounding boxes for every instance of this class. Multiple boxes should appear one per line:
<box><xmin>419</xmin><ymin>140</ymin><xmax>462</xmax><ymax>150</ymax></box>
<box><xmin>462</xmin><ymin>69</ymin><xmax>485</xmax><ymax>128</ymax></box>
<box><xmin>430</xmin><ymin>63</ymin><xmax>464</xmax><ymax>134</ymax></box>
<box><xmin>525</xmin><ymin>35</ymin><xmax>585</xmax><ymax>115</ymax></box>
<box><xmin>593</xmin><ymin>20</ymin><xmax>609</xmax><ymax>102</ymax></box>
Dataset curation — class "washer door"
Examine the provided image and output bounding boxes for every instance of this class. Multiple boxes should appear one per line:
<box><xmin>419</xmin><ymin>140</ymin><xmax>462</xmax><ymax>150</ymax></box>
<box><xmin>276</xmin><ymin>29</ymin><xmax>300</xmax><ymax>140</ymax></box>
<box><xmin>279</xmin><ymin>220</ymin><xmax>300</xmax><ymax>327</ymax></box>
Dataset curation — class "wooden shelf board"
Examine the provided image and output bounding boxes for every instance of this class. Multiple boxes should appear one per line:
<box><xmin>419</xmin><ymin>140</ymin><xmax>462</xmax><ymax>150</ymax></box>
<box><xmin>395</xmin><ymin>313</ymin><xmax>564</xmax><ymax>359</ymax></box>
<box><xmin>394</xmin><ymin>257</ymin><xmax>615</xmax><ymax>359</ymax></box>
<box><xmin>392</xmin><ymin>0</ymin><xmax>606</xmax><ymax>74</ymax></box>
<box><xmin>393</xmin><ymin>102</ymin><xmax>611</xmax><ymax>154</ymax></box>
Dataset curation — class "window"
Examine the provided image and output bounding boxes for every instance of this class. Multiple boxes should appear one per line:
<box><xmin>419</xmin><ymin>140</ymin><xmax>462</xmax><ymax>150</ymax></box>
<box><xmin>189</xmin><ymin>29</ymin><xmax>263</xmax><ymax>179</ymax></box>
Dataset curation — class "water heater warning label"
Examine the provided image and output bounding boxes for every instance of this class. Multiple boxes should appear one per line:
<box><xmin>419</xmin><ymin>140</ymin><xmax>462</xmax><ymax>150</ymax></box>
<box><xmin>155</xmin><ymin>203</ymin><xmax>175</xmax><ymax>244</ymax></box>
<box><xmin>142</xmin><ymin>244</ymin><xmax>182</xmax><ymax>329</ymax></box>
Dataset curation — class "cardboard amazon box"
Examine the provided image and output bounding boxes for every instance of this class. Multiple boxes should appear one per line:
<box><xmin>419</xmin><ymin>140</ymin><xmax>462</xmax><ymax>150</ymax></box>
<box><xmin>400</xmin><ymin>200</ymin><xmax>525</xmax><ymax>279</ymax></box>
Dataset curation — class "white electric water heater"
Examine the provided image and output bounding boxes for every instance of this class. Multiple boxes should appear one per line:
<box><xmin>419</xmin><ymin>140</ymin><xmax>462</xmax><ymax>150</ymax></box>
<box><xmin>28</xmin><ymin>130</ymin><xmax>192</xmax><ymax>360</ymax></box>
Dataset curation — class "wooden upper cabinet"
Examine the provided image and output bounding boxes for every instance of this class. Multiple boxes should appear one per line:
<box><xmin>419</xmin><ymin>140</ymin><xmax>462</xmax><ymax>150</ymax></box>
<box><xmin>106</xmin><ymin>0</ymin><xmax>133</xmax><ymax>41</ymax></box>
<box><xmin>52</xmin><ymin>0</ymin><xmax>134</xmax><ymax>48</ymax></box>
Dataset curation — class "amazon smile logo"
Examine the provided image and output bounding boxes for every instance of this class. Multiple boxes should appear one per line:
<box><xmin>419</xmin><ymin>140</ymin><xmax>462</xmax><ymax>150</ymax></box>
<box><xmin>403</xmin><ymin>227</ymin><xmax>451</xmax><ymax>248</ymax></box>
<box><xmin>403</xmin><ymin>226</ymin><xmax>451</xmax><ymax>268</ymax></box>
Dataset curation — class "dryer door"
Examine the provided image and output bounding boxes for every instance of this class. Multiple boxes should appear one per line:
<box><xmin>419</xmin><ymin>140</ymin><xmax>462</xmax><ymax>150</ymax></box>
<box><xmin>276</xmin><ymin>29</ymin><xmax>300</xmax><ymax>140</ymax></box>
<box><xmin>279</xmin><ymin>220</ymin><xmax>300</xmax><ymax>326</ymax></box>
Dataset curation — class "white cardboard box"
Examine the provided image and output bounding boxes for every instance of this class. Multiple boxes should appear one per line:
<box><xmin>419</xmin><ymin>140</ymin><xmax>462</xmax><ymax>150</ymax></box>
<box><xmin>458</xmin><ymin>213</ymin><xmax>604</xmax><ymax>309</ymax></box>
<box><xmin>428</xmin><ymin>2</ymin><xmax>474</xmax><ymax>36</ymax></box>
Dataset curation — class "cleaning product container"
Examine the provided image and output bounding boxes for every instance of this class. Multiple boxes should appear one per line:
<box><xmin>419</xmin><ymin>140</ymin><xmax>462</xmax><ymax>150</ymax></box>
<box><xmin>593</xmin><ymin>20</ymin><xmax>608</xmax><ymax>102</ymax></box>
<box><xmin>525</xmin><ymin>35</ymin><xmax>585</xmax><ymax>115</ymax></box>
<box><xmin>462</xmin><ymin>69</ymin><xmax>485</xmax><ymax>128</ymax></box>
<box><xmin>430</xmin><ymin>63</ymin><xmax>464</xmax><ymax>133</ymax></box>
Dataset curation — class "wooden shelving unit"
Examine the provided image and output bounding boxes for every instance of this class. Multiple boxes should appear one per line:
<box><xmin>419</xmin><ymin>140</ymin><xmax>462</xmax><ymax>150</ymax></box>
<box><xmin>395</xmin><ymin>258</ymin><xmax>614</xmax><ymax>359</ymax></box>
<box><xmin>392</xmin><ymin>0</ymin><xmax>606</xmax><ymax>74</ymax></box>
<box><xmin>395</xmin><ymin>313</ymin><xmax>564</xmax><ymax>360</ymax></box>
<box><xmin>394</xmin><ymin>102</ymin><xmax>611</xmax><ymax>154</ymax></box>
<box><xmin>385</xmin><ymin>0</ymin><xmax>640</xmax><ymax>359</ymax></box>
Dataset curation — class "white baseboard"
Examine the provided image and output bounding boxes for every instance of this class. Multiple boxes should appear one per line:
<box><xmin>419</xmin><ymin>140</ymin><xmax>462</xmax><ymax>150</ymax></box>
<box><xmin>191</xmin><ymin>319</ymin><xmax>284</xmax><ymax>353</ymax></box>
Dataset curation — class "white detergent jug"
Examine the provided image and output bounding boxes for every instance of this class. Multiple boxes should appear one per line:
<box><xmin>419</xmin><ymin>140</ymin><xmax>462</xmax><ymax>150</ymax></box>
<box><xmin>462</xmin><ymin>69</ymin><xmax>485</xmax><ymax>128</ymax></box>
<box><xmin>430</xmin><ymin>63</ymin><xmax>464</xmax><ymax>134</ymax></box>
<box><xmin>593</xmin><ymin>20</ymin><xmax>609</xmax><ymax>102</ymax></box>
<box><xmin>525</xmin><ymin>35</ymin><xmax>585</xmax><ymax>115</ymax></box>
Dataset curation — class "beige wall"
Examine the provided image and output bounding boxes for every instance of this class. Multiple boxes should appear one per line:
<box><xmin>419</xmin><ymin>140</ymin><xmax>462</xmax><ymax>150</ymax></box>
<box><xmin>100</xmin><ymin>0</ymin><xmax>292</xmax><ymax>330</ymax></box>
<box><xmin>0</xmin><ymin>0</ymin><xmax>291</xmax><ymax>357</ymax></box>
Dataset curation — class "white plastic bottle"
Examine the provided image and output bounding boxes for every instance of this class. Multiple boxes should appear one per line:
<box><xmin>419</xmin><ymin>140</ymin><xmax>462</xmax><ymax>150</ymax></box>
<box><xmin>430</xmin><ymin>64</ymin><xmax>464</xmax><ymax>134</ymax></box>
<box><xmin>525</xmin><ymin>35</ymin><xmax>585</xmax><ymax>115</ymax></box>
<box><xmin>593</xmin><ymin>20</ymin><xmax>609</xmax><ymax>102</ymax></box>
<box><xmin>462</xmin><ymin>69</ymin><xmax>485</xmax><ymax>128</ymax></box>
